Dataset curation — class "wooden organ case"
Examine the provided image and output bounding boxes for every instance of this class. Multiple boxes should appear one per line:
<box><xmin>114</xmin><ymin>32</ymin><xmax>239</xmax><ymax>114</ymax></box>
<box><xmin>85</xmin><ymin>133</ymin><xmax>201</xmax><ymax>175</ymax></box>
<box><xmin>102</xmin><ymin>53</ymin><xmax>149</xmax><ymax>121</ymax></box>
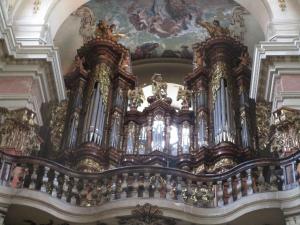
<box><xmin>62</xmin><ymin>21</ymin><xmax>255</xmax><ymax>174</ymax></box>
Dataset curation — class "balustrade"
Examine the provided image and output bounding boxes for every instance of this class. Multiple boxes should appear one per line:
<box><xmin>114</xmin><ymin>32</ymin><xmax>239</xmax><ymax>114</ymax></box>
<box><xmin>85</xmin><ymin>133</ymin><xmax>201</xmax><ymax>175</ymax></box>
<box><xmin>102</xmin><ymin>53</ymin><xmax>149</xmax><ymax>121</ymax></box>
<box><xmin>0</xmin><ymin>151</ymin><xmax>299</xmax><ymax>208</ymax></box>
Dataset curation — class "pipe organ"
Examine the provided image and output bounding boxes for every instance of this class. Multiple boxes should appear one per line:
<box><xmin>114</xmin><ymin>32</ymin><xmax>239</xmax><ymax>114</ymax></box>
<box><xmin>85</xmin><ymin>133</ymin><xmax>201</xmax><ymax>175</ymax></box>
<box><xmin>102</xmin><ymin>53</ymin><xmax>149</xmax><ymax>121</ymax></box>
<box><xmin>60</xmin><ymin>20</ymin><xmax>255</xmax><ymax>173</ymax></box>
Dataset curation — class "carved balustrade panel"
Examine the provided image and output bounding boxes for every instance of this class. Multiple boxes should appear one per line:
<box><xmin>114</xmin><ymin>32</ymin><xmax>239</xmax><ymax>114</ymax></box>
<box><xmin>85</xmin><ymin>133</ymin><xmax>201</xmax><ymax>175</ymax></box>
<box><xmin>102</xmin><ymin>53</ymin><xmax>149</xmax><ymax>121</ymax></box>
<box><xmin>0</xmin><ymin>151</ymin><xmax>299</xmax><ymax>208</ymax></box>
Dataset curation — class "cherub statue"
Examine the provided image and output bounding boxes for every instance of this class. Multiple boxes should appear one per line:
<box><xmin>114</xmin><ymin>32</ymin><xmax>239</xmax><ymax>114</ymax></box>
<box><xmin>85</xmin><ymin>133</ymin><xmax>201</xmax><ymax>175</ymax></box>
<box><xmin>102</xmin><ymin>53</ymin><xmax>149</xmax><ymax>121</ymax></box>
<box><xmin>152</xmin><ymin>73</ymin><xmax>167</xmax><ymax>99</ymax></box>
<box><xmin>197</xmin><ymin>19</ymin><xmax>230</xmax><ymax>37</ymax></box>
<box><xmin>128</xmin><ymin>87</ymin><xmax>145</xmax><ymax>110</ymax></box>
<box><xmin>238</xmin><ymin>51</ymin><xmax>251</xmax><ymax>68</ymax></box>
<box><xmin>193</xmin><ymin>50</ymin><xmax>204</xmax><ymax>70</ymax></box>
<box><xmin>177</xmin><ymin>86</ymin><xmax>192</xmax><ymax>110</ymax></box>
<box><xmin>120</xmin><ymin>52</ymin><xmax>131</xmax><ymax>73</ymax></box>
<box><xmin>74</xmin><ymin>55</ymin><xmax>88</xmax><ymax>76</ymax></box>
<box><xmin>94</xmin><ymin>20</ymin><xmax>126</xmax><ymax>42</ymax></box>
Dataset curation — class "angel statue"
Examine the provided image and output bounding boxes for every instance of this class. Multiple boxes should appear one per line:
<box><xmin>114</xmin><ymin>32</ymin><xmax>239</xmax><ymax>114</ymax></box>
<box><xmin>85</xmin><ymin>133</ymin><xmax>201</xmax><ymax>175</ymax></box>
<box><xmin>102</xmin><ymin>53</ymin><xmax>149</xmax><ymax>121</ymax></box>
<box><xmin>128</xmin><ymin>87</ymin><xmax>145</xmax><ymax>110</ymax></box>
<box><xmin>94</xmin><ymin>20</ymin><xmax>126</xmax><ymax>42</ymax></box>
<box><xmin>197</xmin><ymin>19</ymin><xmax>230</xmax><ymax>37</ymax></box>
<box><xmin>177</xmin><ymin>86</ymin><xmax>192</xmax><ymax>110</ymax></box>
<box><xmin>152</xmin><ymin>73</ymin><xmax>167</xmax><ymax>100</ymax></box>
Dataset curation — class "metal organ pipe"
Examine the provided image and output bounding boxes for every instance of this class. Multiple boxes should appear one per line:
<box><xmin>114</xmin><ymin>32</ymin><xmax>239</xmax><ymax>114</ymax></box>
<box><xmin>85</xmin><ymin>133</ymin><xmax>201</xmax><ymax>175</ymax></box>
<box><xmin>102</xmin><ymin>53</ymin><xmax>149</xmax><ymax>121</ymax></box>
<box><xmin>213</xmin><ymin>78</ymin><xmax>236</xmax><ymax>145</ymax></box>
<box><xmin>82</xmin><ymin>81</ymin><xmax>107</xmax><ymax>145</ymax></box>
<box><xmin>95</xmin><ymin>93</ymin><xmax>103</xmax><ymax>144</ymax></box>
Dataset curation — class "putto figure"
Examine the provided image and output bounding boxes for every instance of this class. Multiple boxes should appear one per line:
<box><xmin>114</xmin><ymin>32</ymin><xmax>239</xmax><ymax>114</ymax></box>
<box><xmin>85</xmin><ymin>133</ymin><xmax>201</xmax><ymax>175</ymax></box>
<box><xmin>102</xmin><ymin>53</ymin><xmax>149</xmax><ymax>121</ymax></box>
<box><xmin>128</xmin><ymin>87</ymin><xmax>145</xmax><ymax>110</ymax></box>
<box><xmin>197</xmin><ymin>20</ymin><xmax>230</xmax><ymax>37</ymax></box>
<box><xmin>152</xmin><ymin>73</ymin><xmax>168</xmax><ymax>100</ymax></box>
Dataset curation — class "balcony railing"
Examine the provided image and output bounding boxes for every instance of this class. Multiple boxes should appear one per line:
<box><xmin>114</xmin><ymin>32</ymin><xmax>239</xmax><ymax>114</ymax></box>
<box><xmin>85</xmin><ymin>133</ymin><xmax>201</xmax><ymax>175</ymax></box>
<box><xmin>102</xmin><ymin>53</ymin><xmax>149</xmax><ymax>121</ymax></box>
<box><xmin>0</xmin><ymin>151</ymin><xmax>299</xmax><ymax>208</ymax></box>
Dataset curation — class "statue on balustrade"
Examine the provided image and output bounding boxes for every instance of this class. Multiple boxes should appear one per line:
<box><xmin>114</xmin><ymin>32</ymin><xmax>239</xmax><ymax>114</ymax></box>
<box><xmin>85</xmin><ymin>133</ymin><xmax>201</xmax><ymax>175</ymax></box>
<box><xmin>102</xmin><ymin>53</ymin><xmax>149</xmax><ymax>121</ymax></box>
<box><xmin>177</xmin><ymin>86</ymin><xmax>192</xmax><ymax>110</ymax></box>
<box><xmin>128</xmin><ymin>87</ymin><xmax>145</xmax><ymax>110</ymax></box>
<box><xmin>152</xmin><ymin>73</ymin><xmax>167</xmax><ymax>100</ymax></box>
<box><xmin>197</xmin><ymin>19</ymin><xmax>230</xmax><ymax>37</ymax></box>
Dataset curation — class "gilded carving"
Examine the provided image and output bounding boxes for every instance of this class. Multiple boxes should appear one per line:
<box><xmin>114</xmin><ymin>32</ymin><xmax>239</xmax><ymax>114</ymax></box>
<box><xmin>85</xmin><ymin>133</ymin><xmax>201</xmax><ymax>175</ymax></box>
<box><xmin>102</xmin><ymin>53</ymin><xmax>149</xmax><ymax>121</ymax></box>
<box><xmin>76</xmin><ymin>158</ymin><xmax>103</xmax><ymax>173</ymax></box>
<box><xmin>256</xmin><ymin>101</ymin><xmax>272</xmax><ymax>150</ymax></box>
<box><xmin>177</xmin><ymin>87</ymin><xmax>192</xmax><ymax>110</ymax></box>
<box><xmin>94</xmin><ymin>63</ymin><xmax>111</xmax><ymax>106</ymax></box>
<box><xmin>211</xmin><ymin>62</ymin><xmax>228</xmax><ymax>102</ymax></box>
<box><xmin>48</xmin><ymin>100</ymin><xmax>68</xmax><ymax>154</ymax></box>
<box><xmin>128</xmin><ymin>87</ymin><xmax>145</xmax><ymax>110</ymax></box>
<box><xmin>270</xmin><ymin>108</ymin><xmax>300</xmax><ymax>156</ymax></box>
<box><xmin>210</xmin><ymin>158</ymin><xmax>236</xmax><ymax>173</ymax></box>
<box><xmin>0</xmin><ymin>108</ymin><xmax>42</xmax><ymax>155</ymax></box>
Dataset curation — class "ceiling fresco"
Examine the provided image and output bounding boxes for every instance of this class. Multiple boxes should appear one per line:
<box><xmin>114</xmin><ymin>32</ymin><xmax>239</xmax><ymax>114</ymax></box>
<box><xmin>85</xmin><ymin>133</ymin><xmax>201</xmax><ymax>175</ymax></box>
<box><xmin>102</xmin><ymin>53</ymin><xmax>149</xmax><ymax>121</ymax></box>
<box><xmin>54</xmin><ymin>0</ymin><xmax>264</xmax><ymax>75</ymax></box>
<box><xmin>73</xmin><ymin>0</ymin><xmax>248</xmax><ymax>60</ymax></box>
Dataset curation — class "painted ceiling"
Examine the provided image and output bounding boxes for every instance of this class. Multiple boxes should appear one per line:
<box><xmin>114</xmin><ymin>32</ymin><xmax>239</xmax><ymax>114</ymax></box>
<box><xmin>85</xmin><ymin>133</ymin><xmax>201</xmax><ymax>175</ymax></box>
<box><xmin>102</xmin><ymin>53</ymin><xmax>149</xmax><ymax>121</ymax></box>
<box><xmin>54</xmin><ymin>0</ymin><xmax>264</xmax><ymax>75</ymax></box>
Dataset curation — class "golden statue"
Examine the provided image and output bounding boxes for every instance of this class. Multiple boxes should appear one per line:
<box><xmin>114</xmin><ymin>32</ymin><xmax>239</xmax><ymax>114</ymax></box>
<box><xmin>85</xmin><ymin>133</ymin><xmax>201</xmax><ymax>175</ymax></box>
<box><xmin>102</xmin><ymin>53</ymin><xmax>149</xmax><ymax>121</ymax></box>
<box><xmin>128</xmin><ymin>87</ymin><xmax>145</xmax><ymax>110</ymax></box>
<box><xmin>152</xmin><ymin>73</ymin><xmax>168</xmax><ymax>99</ymax></box>
<box><xmin>94</xmin><ymin>20</ymin><xmax>126</xmax><ymax>42</ymax></box>
<box><xmin>197</xmin><ymin>20</ymin><xmax>230</xmax><ymax>37</ymax></box>
<box><xmin>177</xmin><ymin>86</ymin><xmax>192</xmax><ymax>110</ymax></box>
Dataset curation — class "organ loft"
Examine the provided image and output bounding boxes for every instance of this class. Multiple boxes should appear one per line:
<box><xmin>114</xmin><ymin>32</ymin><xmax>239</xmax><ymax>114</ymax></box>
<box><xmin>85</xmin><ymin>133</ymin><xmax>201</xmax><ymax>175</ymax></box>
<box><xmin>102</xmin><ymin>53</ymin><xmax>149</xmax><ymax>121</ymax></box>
<box><xmin>52</xmin><ymin>20</ymin><xmax>256</xmax><ymax>173</ymax></box>
<box><xmin>1</xmin><ymin>1</ymin><xmax>300</xmax><ymax>225</ymax></box>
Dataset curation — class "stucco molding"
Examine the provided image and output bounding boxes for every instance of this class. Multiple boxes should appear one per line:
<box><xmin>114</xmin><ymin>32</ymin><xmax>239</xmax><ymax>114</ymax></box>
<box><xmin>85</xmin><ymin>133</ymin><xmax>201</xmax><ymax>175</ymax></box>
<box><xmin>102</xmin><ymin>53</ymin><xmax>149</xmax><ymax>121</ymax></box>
<box><xmin>250</xmin><ymin>39</ymin><xmax>300</xmax><ymax>101</ymax></box>
<box><xmin>0</xmin><ymin>2</ymin><xmax>66</xmax><ymax>101</ymax></box>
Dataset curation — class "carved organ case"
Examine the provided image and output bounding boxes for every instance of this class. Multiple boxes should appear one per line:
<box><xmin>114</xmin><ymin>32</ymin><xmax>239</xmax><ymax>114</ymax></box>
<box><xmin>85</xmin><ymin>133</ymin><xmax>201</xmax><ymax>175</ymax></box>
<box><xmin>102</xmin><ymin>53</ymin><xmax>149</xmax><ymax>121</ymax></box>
<box><xmin>61</xmin><ymin>21</ymin><xmax>254</xmax><ymax>174</ymax></box>
<box><xmin>62</xmin><ymin>24</ymin><xmax>135</xmax><ymax>172</ymax></box>
<box><xmin>186</xmin><ymin>37</ymin><xmax>254</xmax><ymax>173</ymax></box>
